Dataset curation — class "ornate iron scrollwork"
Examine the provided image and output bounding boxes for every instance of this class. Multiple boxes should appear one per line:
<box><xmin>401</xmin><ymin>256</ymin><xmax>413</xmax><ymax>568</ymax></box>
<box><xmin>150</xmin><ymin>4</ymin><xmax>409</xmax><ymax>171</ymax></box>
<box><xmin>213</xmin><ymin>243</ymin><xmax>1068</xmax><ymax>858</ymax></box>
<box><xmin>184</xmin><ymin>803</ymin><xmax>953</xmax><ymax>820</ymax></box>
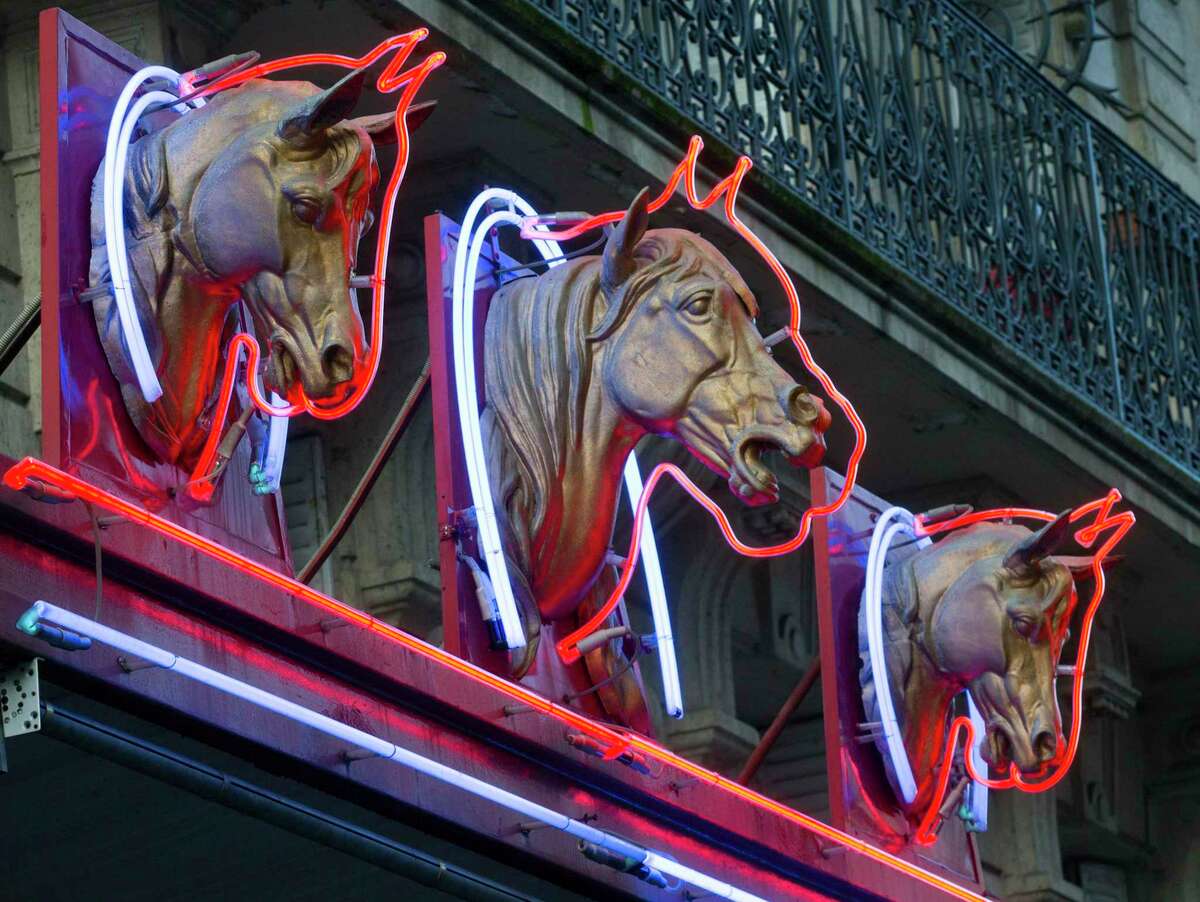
<box><xmin>510</xmin><ymin>0</ymin><xmax>1200</xmax><ymax>478</ymax></box>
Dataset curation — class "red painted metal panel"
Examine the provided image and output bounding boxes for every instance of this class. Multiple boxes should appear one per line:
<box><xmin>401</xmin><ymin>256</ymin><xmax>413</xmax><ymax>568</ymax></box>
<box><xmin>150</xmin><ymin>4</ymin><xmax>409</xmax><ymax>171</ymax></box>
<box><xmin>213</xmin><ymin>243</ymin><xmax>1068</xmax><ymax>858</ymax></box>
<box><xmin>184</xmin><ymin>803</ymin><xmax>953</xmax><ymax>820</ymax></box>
<box><xmin>0</xmin><ymin>464</ymin><xmax>980</xmax><ymax>900</ymax></box>
<box><xmin>37</xmin><ymin>8</ymin><xmax>291</xmax><ymax>572</ymax></box>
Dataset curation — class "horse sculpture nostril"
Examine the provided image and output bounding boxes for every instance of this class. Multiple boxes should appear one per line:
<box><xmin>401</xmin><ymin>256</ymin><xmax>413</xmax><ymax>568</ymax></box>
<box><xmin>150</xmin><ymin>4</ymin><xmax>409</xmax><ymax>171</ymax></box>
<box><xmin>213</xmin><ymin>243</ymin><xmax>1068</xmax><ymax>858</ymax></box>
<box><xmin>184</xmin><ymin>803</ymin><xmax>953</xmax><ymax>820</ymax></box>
<box><xmin>782</xmin><ymin>385</ymin><xmax>830</xmax><ymax>432</ymax></box>
<box><xmin>321</xmin><ymin>342</ymin><xmax>355</xmax><ymax>385</ymax></box>
<box><xmin>1033</xmin><ymin>729</ymin><xmax>1058</xmax><ymax>763</ymax></box>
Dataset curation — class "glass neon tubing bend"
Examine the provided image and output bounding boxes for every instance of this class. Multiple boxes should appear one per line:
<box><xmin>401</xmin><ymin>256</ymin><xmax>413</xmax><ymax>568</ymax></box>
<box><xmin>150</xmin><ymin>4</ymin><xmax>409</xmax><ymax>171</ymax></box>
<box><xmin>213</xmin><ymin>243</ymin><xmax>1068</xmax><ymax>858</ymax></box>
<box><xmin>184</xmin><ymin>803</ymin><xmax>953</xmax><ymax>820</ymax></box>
<box><xmin>172</xmin><ymin>34</ymin><xmax>445</xmax><ymax>438</ymax></box>
<box><xmin>526</xmin><ymin>137</ymin><xmax>870</xmax><ymax>665</ymax></box>
<box><xmin>104</xmin><ymin>65</ymin><xmax>200</xmax><ymax>403</ymax></box>
<box><xmin>452</xmin><ymin>189</ymin><xmax>680</xmax><ymax>713</ymax></box>
<box><xmin>863</xmin><ymin>509</ymin><xmax>928</xmax><ymax>804</ymax></box>
<box><xmin>21</xmin><ymin>601</ymin><xmax>763</xmax><ymax>902</ymax></box>
<box><xmin>3</xmin><ymin>456</ymin><xmax>990</xmax><ymax>902</ymax></box>
<box><xmin>906</xmin><ymin>495</ymin><xmax>1134</xmax><ymax>844</ymax></box>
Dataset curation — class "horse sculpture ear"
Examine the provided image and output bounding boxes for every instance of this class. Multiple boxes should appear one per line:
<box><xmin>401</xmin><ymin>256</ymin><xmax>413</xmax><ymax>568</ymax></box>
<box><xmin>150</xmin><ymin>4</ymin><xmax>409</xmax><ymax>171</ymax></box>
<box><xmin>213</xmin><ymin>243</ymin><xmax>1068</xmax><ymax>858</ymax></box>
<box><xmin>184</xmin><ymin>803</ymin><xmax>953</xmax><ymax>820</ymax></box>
<box><xmin>1002</xmin><ymin>509</ymin><xmax>1073</xmax><ymax>575</ymax></box>
<box><xmin>278</xmin><ymin>69</ymin><xmax>368</xmax><ymax>144</ymax></box>
<box><xmin>346</xmin><ymin>101</ymin><xmax>437</xmax><ymax>146</ymax></box>
<box><xmin>600</xmin><ymin>186</ymin><xmax>651</xmax><ymax>299</ymax></box>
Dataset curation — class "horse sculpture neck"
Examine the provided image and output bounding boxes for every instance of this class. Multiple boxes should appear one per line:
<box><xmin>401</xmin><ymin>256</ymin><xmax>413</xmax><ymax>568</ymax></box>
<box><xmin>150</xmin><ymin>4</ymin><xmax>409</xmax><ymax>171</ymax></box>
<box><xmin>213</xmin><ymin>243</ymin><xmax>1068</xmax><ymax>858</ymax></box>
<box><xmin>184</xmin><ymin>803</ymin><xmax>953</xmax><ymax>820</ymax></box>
<box><xmin>481</xmin><ymin>256</ymin><xmax>644</xmax><ymax>624</ymax></box>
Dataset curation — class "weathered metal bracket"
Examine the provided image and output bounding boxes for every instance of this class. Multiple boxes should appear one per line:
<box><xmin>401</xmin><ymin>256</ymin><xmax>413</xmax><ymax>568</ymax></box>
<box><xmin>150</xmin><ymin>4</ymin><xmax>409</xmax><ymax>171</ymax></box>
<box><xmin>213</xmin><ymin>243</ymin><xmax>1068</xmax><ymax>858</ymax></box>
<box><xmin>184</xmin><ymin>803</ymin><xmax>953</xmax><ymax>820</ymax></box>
<box><xmin>0</xmin><ymin>658</ymin><xmax>42</xmax><ymax>763</ymax></box>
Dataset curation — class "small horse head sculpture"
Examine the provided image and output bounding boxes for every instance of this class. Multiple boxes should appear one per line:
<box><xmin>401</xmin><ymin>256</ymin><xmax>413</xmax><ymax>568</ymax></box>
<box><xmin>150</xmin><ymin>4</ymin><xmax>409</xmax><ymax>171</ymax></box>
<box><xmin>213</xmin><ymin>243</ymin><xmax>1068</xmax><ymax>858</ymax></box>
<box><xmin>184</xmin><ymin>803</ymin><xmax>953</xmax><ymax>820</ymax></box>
<box><xmin>869</xmin><ymin>512</ymin><xmax>1111</xmax><ymax>816</ymax></box>
<box><xmin>89</xmin><ymin>68</ymin><xmax>433</xmax><ymax>472</ymax></box>
<box><xmin>482</xmin><ymin>188</ymin><xmax>830</xmax><ymax>704</ymax></box>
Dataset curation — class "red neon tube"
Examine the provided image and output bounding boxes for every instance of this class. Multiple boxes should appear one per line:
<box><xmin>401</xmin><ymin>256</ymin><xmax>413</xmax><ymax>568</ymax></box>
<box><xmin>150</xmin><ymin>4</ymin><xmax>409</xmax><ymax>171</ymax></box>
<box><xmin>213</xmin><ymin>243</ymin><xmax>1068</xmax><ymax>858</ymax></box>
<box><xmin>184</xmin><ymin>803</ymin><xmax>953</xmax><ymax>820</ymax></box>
<box><xmin>5</xmin><ymin>456</ymin><xmax>986</xmax><ymax>901</ymax></box>
<box><xmin>183</xmin><ymin>34</ymin><xmax>444</xmax><ymax>497</ymax></box>
<box><xmin>530</xmin><ymin>137</ymin><xmax>868</xmax><ymax>664</ymax></box>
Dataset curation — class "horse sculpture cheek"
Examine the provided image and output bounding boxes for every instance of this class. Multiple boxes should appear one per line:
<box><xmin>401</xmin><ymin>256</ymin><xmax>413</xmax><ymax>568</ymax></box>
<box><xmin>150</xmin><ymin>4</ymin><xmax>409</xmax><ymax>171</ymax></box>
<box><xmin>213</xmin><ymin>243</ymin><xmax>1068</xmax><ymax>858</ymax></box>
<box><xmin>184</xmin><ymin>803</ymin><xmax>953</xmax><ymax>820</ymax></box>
<box><xmin>602</xmin><ymin>307</ymin><xmax>719</xmax><ymax>430</ymax></box>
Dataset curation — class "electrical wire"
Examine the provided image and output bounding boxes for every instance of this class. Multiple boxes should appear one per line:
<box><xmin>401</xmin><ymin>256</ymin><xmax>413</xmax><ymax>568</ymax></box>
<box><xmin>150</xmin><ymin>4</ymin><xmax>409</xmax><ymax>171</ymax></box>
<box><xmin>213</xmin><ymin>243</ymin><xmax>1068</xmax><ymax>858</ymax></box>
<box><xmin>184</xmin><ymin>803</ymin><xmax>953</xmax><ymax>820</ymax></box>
<box><xmin>490</xmin><ymin>232</ymin><xmax>606</xmax><ymax>279</ymax></box>
<box><xmin>563</xmin><ymin>643</ymin><xmax>640</xmax><ymax>703</ymax></box>
<box><xmin>297</xmin><ymin>359</ymin><xmax>431</xmax><ymax>585</ymax></box>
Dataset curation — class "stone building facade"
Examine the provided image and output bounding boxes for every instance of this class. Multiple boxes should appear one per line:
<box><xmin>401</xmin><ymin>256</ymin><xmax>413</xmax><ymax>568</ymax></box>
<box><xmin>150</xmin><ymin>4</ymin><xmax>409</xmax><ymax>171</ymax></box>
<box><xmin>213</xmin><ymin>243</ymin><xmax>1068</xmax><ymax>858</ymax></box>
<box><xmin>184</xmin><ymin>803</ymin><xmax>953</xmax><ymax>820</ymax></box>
<box><xmin>2</xmin><ymin>1</ymin><xmax>1197</xmax><ymax>899</ymax></box>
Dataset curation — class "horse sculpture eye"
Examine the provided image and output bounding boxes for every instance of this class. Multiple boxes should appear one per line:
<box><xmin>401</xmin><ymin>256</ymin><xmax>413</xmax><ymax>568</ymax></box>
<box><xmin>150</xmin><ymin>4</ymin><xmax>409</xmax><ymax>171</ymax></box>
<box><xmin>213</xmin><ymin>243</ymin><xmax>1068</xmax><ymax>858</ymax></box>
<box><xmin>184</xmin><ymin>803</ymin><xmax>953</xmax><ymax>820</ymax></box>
<box><xmin>292</xmin><ymin>197</ymin><xmax>322</xmax><ymax>225</ymax></box>
<box><xmin>1011</xmin><ymin>613</ymin><xmax>1038</xmax><ymax>639</ymax></box>
<box><xmin>683</xmin><ymin>292</ymin><xmax>711</xmax><ymax>318</ymax></box>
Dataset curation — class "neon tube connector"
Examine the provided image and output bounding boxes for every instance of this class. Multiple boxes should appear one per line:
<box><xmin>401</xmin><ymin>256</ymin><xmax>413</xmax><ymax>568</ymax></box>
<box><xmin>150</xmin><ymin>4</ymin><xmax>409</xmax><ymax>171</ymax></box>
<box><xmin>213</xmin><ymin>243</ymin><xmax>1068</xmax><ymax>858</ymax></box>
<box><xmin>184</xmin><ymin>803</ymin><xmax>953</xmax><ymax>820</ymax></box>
<box><xmin>16</xmin><ymin>601</ymin><xmax>766</xmax><ymax>902</ymax></box>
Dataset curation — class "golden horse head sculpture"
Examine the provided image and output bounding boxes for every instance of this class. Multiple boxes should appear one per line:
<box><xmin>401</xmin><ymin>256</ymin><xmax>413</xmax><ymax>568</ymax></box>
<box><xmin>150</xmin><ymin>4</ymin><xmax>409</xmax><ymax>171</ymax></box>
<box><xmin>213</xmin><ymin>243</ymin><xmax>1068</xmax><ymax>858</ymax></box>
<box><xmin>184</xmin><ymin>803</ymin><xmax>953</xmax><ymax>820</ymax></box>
<box><xmin>482</xmin><ymin>188</ymin><xmax>831</xmax><ymax>718</ymax></box>
<box><xmin>88</xmin><ymin>69</ymin><xmax>432</xmax><ymax>475</ymax></box>
<box><xmin>862</xmin><ymin>511</ymin><xmax>1113</xmax><ymax>820</ymax></box>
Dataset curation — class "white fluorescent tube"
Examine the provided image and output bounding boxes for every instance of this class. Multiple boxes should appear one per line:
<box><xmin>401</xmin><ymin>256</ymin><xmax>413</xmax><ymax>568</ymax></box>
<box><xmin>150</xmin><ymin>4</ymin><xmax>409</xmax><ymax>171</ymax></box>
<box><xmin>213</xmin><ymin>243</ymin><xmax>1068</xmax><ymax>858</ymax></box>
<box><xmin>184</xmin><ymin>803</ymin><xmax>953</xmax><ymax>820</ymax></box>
<box><xmin>622</xmin><ymin>454</ymin><xmax>682</xmax><ymax>718</ymax></box>
<box><xmin>862</xmin><ymin>508</ymin><xmax>926</xmax><ymax>804</ymax></box>
<box><xmin>22</xmin><ymin>601</ymin><xmax>764</xmax><ymax>901</ymax></box>
<box><xmin>259</xmin><ymin>392</ymin><xmax>289</xmax><ymax>493</ymax></box>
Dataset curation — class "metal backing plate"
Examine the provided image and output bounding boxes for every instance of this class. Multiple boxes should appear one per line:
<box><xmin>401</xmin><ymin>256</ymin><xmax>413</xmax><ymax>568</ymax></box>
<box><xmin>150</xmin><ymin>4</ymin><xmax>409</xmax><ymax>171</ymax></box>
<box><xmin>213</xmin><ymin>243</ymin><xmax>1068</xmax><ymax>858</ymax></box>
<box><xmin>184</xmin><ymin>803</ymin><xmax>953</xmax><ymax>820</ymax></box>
<box><xmin>1</xmin><ymin>658</ymin><xmax>41</xmax><ymax>738</ymax></box>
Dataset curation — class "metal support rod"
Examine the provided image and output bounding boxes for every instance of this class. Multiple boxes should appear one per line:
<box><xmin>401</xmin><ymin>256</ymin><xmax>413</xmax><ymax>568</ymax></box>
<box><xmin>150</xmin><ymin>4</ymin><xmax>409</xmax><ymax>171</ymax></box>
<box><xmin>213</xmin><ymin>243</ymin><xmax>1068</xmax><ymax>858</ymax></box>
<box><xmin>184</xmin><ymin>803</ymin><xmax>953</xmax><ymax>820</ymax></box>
<box><xmin>736</xmin><ymin>657</ymin><xmax>821</xmax><ymax>786</ymax></box>
<box><xmin>0</xmin><ymin>295</ymin><xmax>40</xmax><ymax>378</ymax></box>
<box><xmin>39</xmin><ymin>704</ymin><xmax>535</xmax><ymax>902</ymax></box>
<box><xmin>298</xmin><ymin>359</ymin><xmax>431</xmax><ymax>584</ymax></box>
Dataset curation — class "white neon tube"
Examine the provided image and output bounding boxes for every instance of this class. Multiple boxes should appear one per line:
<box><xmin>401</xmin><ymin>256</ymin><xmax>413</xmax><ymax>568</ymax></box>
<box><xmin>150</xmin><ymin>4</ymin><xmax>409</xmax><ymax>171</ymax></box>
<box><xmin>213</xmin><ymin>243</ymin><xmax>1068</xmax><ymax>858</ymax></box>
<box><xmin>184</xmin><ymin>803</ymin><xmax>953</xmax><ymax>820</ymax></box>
<box><xmin>862</xmin><ymin>507</ymin><xmax>927</xmax><ymax>804</ymax></box>
<box><xmin>622</xmin><ymin>455</ymin><xmax>682</xmax><ymax>718</ymax></box>
<box><xmin>964</xmin><ymin>694</ymin><xmax>989</xmax><ymax>830</ymax></box>
<box><xmin>451</xmin><ymin>189</ymin><xmax>683</xmax><ymax>720</ymax></box>
<box><xmin>259</xmin><ymin>393</ymin><xmax>289</xmax><ymax>493</ymax></box>
<box><xmin>454</xmin><ymin>207</ymin><xmax>531</xmax><ymax>646</ymax></box>
<box><xmin>104</xmin><ymin>67</ymin><xmax>199</xmax><ymax>402</ymax></box>
<box><xmin>22</xmin><ymin>601</ymin><xmax>765</xmax><ymax>902</ymax></box>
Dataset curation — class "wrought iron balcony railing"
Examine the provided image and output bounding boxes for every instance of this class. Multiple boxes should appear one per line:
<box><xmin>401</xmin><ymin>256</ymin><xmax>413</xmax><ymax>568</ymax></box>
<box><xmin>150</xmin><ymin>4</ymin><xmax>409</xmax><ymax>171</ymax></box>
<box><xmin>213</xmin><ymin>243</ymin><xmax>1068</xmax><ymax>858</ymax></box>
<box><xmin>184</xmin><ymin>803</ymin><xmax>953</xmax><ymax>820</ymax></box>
<box><xmin>499</xmin><ymin>0</ymin><xmax>1200</xmax><ymax>480</ymax></box>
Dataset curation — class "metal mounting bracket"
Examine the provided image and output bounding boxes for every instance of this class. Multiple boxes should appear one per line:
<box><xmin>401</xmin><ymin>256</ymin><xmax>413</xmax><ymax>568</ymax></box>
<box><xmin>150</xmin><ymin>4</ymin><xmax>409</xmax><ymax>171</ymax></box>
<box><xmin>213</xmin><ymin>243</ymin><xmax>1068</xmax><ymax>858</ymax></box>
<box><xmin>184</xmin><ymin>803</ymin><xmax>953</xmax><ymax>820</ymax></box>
<box><xmin>1</xmin><ymin>658</ymin><xmax>42</xmax><ymax>740</ymax></box>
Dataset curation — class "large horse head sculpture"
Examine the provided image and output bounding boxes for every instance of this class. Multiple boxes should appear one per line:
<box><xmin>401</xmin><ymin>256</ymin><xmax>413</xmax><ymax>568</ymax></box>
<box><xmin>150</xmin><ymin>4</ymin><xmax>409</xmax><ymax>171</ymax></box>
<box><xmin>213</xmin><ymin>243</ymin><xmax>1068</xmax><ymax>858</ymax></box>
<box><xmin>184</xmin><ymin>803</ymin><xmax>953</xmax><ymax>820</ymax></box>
<box><xmin>88</xmin><ymin>69</ymin><xmax>432</xmax><ymax>474</ymax></box>
<box><xmin>865</xmin><ymin>511</ymin><xmax>1107</xmax><ymax>819</ymax></box>
<box><xmin>482</xmin><ymin>188</ymin><xmax>831</xmax><ymax>703</ymax></box>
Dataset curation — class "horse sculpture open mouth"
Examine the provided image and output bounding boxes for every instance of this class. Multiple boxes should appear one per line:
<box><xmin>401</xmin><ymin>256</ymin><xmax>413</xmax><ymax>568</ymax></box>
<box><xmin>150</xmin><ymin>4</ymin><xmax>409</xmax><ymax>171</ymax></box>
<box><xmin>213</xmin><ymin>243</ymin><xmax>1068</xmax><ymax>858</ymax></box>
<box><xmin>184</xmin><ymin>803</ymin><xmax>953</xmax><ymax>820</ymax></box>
<box><xmin>730</xmin><ymin>421</ymin><xmax>827</xmax><ymax>505</ymax></box>
<box><xmin>682</xmin><ymin>393</ymin><xmax>830</xmax><ymax>507</ymax></box>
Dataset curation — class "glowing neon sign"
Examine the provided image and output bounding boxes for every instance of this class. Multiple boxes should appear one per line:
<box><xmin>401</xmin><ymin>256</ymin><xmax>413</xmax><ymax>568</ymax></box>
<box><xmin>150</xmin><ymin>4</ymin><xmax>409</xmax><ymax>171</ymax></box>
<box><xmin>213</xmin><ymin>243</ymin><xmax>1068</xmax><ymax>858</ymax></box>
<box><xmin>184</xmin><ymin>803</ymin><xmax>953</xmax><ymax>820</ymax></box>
<box><xmin>449</xmin><ymin>187</ymin><xmax>682</xmax><ymax>717</ymax></box>
<box><xmin>101</xmin><ymin>34</ymin><xmax>444</xmax><ymax>498</ymax></box>
<box><xmin>908</xmin><ymin>496</ymin><xmax>1134</xmax><ymax>844</ymax></box>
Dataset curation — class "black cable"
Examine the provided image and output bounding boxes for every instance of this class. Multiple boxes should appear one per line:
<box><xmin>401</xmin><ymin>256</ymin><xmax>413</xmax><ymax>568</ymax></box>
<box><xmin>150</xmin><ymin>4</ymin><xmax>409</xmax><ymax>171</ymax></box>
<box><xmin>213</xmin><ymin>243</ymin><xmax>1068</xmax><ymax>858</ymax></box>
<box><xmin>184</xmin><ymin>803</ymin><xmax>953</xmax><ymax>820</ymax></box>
<box><xmin>298</xmin><ymin>359</ymin><xmax>431</xmax><ymax>584</ymax></box>
<box><xmin>491</xmin><ymin>233</ymin><xmax>606</xmax><ymax>279</ymax></box>
<box><xmin>0</xmin><ymin>295</ymin><xmax>40</xmax><ymax>378</ymax></box>
<box><xmin>562</xmin><ymin>643</ymin><xmax>640</xmax><ymax>703</ymax></box>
